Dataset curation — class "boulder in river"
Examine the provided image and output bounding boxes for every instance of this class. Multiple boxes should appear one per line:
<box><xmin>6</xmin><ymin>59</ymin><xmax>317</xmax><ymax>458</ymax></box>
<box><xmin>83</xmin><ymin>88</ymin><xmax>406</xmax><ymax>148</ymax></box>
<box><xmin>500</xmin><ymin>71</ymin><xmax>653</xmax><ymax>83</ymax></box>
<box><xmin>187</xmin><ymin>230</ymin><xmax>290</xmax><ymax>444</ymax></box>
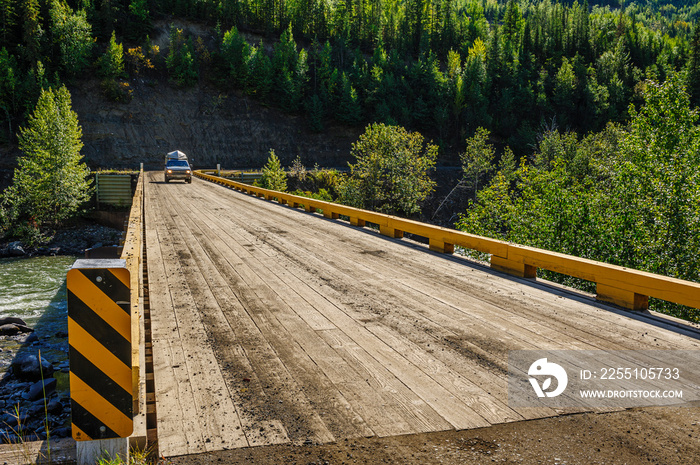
<box><xmin>0</xmin><ymin>317</ymin><xmax>29</xmax><ymax>327</ymax></box>
<box><xmin>0</xmin><ymin>323</ymin><xmax>34</xmax><ymax>336</ymax></box>
<box><xmin>10</xmin><ymin>354</ymin><xmax>54</xmax><ymax>381</ymax></box>
<box><xmin>24</xmin><ymin>378</ymin><xmax>57</xmax><ymax>402</ymax></box>
<box><xmin>7</xmin><ymin>241</ymin><xmax>25</xmax><ymax>256</ymax></box>
<box><xmin>0</xmin><ymin>324</ymin><xmax>21</xmax><ymax>335</ymax></box>
<box><xmin>16</xmin><ymin>332</ymin><xmax>39</xmax><ymax>344</ymax></box>
<box><xmin>0</xmin><ymin>317</ymin><xmax>34</xmax><ymax>336</ymax></box>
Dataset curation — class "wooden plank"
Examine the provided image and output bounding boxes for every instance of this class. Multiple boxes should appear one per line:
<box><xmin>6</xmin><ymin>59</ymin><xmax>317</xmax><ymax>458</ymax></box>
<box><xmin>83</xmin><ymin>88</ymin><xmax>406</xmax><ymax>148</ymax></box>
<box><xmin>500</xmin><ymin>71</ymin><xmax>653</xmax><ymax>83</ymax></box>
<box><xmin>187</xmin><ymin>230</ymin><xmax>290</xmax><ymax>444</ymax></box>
<box><xmin>397</xmin><ymin>258</ymin><xmax>700</xmax><ymax>350</ymax></box>
<box><xmin>231</xmin><ymin>222</ymin><xmax>562</xmax><ymax>419</ymax></box>
<box><xmin>149</xmin><ymin>180</ymin><xmax>249</xmax><ymax>452</ymax></box>
<box><xmin>186</xmin><ymin>185</ymin><xmax>476</xmax><ymax>432</ymax></box>
<box><xmin>146</xmin><ymin>173</ymin><xmax>700</xmax><ymax>454</ymax></box>
<box><xmin>194</xmin><ymin>171</ymin><xmax>700</xmax><ymax>310</ymax></box>
<box><xmin>188</xmin><ymin>213</ymin><xmax>434</xmax><ymax>437</ymax></box>
<box><xmin>121</xmin><ymin>172</ymin><xmax>143</xmax><ymax>415</ymax></box>
<box><xmin>178</xmin><ymin>195</ymin><xmax>424</xmax><ymax>439</ymax></box>
<box><xmin>209</xmin><ymin>238</ymin><xmax>488</xmax><ymax>432</ymax></box>
<box><xmin>508</xmin><ymin>245</ymin><xmax>700</xmax><ymax>309</ymax></box>
<box><xmin>251</xmin><ymin>249</ymin><xmax>533</xmax><ymax>423</ymax></box>
<box><xmin>159</xmin><ymin>188</ymin><xmax>352</xmax><ymax>444</ymax></box>
<box><xmin>234</xmin><ymin>189</ymin><xmax>698</xmax><ymax>353</ymax></box>
<box><xmin>0</xmin><ymin>438</ymin><xmax>76</xmax><ymax>465</ymax></box>
<box><xmin>250</xmin><ymin>215</ymin><xmax>696</xmax><ymax>396</ymax></box>
<box><xmin>186</xmin><ymin>177</ymin><xmax>580</xmax><ymax>417</ymax></box>
<box><xmin>152</xmin><ymin>188</ymin><xmax>286</xmax><ymax>448</ymax></box>
<box><xmin>145</xmin><ymin>174</ymin><xmax>249</xmax><ymax>456</ymax></box>
<box><xmin>144</xmin><ymin>189</ymin><xmax>205</xmax><ymax>455</ymax></box>
<box><xmin>187</xmin><ymin>179</ymin><xmax>700</xmax><ymax>408</ymax></box>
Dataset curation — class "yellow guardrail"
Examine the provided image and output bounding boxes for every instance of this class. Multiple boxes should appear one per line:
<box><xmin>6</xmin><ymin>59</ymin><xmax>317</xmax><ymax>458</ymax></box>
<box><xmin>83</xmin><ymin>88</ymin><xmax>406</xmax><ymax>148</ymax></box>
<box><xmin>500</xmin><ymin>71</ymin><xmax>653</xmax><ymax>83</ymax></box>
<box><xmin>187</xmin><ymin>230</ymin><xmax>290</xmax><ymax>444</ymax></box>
<box><xmin>120</xmin><ymin>169</ymin><xmax>144</xmax><ymax>413</ymax></box>
<box><xmin>194</xmin><ymin>170</ymin><xmax>700</xmax><ymax>312</ymax></box>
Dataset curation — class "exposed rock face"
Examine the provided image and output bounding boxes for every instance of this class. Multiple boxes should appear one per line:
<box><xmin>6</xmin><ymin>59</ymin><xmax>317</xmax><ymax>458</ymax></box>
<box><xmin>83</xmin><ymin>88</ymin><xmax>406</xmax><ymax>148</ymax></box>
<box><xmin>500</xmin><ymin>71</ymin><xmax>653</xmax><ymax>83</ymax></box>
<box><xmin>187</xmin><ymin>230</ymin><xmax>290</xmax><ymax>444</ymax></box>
<box><xmin>69</xmin><ymin>79</ymin><xmax>360</xmax><ymax>171</ymax></box>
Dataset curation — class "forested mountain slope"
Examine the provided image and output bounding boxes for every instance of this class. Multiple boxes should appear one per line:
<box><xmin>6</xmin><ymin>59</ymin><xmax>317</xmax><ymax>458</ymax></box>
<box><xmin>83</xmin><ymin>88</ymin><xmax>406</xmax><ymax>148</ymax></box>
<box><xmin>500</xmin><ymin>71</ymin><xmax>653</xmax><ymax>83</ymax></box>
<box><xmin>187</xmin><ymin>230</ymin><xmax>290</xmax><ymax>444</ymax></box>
<box><xmin>1</xmin><ymin>0</ymin><xmax>700</xmax><ymax>156</ymax></box>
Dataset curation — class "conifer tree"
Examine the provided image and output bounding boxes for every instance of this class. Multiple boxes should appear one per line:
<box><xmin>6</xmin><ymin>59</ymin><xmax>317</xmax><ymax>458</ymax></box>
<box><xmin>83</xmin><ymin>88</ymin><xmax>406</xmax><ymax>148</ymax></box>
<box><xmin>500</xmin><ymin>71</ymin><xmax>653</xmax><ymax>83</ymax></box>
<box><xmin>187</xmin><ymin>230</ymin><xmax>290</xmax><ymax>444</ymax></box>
<box><xmin>687</xmin><ymin>26</ymin><xmax>700</xmax><ymax>109</ymax></box>
<box><xmin>49</xmin><ymin>0</ymin><xmax>93</xmax><ymax>76</ymax></box>
<box><xmin>0</xmin><ymin>0</ymin><xmax>15</xmax><ymax>47</ymax></box>
<box><xmin>258</xmin><ymin>149</ymin><xmax>287</xmax><ymax>192</ymax></box>
<box><xmin>166</xmin><ymin>27</ymin><xmax>198</xmax><ymax>86</ymax></box>
<box><xmin>0</xmin><ymin>47</ymin><xmax>18</xmax><ymax>141</ymax></box>
<box><xmin>98</xmin><ymin>30</ymin><xmax>125</xmax><ymax>78</ymax></box>
<box><xmin>3</xmin><ymin>85</ymin><xmax>90</xmax><ymax>232</ymax></box>
<box><xmin>21</xmin><ymin>0</ymin><xmax>43</xmax><ymax>65</ymax></box>
<box><xmin>221</xmin><ymin>27</ymin><xmax>250</xmax><ymax>87</ymax></box>
<box><xmin>246</xmin><ymin>41</ymin><xmax>272</xmax><ymax>99</ymax></box>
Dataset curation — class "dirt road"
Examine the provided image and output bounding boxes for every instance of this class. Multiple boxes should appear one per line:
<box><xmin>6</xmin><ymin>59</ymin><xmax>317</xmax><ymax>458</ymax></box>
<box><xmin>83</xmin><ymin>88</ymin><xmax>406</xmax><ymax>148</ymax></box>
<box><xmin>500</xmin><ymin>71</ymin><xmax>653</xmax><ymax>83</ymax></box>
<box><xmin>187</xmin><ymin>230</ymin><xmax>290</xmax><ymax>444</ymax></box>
<box><xmin>165</xmin><ymin>404</ymin><xmax>700</xmax><ymax>464</ymax></box>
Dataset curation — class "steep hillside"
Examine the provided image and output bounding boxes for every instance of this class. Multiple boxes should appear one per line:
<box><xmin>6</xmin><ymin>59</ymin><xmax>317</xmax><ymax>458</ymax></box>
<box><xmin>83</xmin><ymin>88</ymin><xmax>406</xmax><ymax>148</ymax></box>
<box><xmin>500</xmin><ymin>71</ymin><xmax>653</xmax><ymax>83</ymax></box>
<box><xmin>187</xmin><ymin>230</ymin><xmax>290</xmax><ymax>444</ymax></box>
<box><xmin>69</xmin><ymin>78</ymin><xmax>361</xmax><ymax>171</ymax></box>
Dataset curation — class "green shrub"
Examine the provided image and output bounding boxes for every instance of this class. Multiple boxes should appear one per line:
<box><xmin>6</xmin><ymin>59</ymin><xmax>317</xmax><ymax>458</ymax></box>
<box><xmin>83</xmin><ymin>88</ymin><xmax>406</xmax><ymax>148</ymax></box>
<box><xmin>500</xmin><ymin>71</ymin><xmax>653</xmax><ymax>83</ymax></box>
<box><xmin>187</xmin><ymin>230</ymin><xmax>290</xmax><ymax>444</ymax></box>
<box><xmin>100</xmin><ymin>79</ymin><xmax>132</xmax><ymax>102</ymax></box>
<box><xmin>339</xmin><ymin>123</ymin><xmax>437</xmax><ymax>216</ymax></box>
<box><xmin>256</xmin><ymin>150</ymin><xmax>287</xmax><ymax>192</ymax></box>
<box><xmin>291</xmin><ymin>188</ymin><xmax>333</xmax><ymax>202</ymax></box>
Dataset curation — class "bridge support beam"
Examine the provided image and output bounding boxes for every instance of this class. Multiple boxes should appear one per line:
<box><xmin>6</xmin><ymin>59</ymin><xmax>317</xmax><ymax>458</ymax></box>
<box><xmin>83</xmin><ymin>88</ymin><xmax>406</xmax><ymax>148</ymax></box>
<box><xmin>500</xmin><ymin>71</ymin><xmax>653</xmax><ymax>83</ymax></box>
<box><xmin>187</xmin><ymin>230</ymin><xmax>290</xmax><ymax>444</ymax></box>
<box><xmin>304</xmin><ymin>204</ymin><xmax>316</xmax><ymax>213</ymax></box>
<box><xmin>323</xmin><ymin>210</ymin><xmax>339</xmax><ymax>219</ymax></box>
<box><xmin>429</xmin><ymin>239</ymin><xmax>454</xmax><ymax>254</ymax></box>
<box><xmin>596</xmin><ymin>283</ymin><xmax>649</xmax><ymax>310</ymax></box>
<box><xmin>490</xmin><ymin>255</ymin><xmax>537</xmax><ymax>278</ymax></box>
<box><xmin>380</xmin><ymin>225</ymin><xmax>403</xmax><ymax>239</ymax></box>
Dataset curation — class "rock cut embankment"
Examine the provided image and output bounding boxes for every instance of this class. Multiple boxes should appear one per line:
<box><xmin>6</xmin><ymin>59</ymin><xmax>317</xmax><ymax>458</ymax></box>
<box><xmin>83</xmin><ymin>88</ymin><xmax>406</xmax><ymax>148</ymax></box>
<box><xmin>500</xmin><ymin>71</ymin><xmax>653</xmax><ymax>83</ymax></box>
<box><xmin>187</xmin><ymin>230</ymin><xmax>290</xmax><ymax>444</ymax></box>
<box><xmin>70</xmin><ymin>79</ymin><xmax>360</xmax><ymax>171</ymax></box>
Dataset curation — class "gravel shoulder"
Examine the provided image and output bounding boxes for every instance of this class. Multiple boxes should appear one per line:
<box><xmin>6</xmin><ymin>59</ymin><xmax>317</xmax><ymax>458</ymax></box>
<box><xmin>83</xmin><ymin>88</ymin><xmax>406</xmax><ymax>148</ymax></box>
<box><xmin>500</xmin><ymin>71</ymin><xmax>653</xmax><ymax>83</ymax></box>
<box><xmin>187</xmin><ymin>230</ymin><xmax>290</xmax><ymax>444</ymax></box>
<box><xmin>166</xmin><ymin>404</ymin><xmax>700</xmax><ymax>465</ymax></box>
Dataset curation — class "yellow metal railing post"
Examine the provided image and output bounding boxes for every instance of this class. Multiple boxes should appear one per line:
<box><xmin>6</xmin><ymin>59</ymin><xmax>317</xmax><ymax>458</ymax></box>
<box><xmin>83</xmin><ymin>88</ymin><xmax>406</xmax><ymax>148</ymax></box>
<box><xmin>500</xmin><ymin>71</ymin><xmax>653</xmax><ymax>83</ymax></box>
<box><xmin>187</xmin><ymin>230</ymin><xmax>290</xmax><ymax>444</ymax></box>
<box><xmin>596</xmin><ymin>283</ymin><xmax>649</xmax><ymax>310</ymax></box>
<box><xmin>490</xmin><ymin>254</ymin><xmax>537</xmax><ymax>279</ymax></box>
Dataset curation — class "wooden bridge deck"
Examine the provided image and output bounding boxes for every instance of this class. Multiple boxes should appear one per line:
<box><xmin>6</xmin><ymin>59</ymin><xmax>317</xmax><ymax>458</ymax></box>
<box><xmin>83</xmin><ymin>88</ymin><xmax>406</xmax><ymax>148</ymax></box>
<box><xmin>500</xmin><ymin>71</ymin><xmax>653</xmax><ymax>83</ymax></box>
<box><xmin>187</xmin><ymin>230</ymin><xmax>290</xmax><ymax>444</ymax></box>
<box><xmin>143</xmin><ymin>172</ymin><xmax>699</xmax><ymax>458</ymax></box>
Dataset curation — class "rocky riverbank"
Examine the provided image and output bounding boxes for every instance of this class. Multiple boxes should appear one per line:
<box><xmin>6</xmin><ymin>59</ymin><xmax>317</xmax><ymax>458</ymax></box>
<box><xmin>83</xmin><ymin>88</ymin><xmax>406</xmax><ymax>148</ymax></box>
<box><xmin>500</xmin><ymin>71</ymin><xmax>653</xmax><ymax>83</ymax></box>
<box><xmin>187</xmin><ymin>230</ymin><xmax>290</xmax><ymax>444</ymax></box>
<box><xmin>0</xmin><ymin>317</ymin><xmax>71</xmax><ymax>442</ymax></box>
<box><xmin>0</xmin><ymin>222</ymin><xmax>123</xmax><ymax>259</ymax></box>
<box><xmin>0</xmin><ymin>221</ymin><xmax>123</xmax><ymax>443</ymax></box>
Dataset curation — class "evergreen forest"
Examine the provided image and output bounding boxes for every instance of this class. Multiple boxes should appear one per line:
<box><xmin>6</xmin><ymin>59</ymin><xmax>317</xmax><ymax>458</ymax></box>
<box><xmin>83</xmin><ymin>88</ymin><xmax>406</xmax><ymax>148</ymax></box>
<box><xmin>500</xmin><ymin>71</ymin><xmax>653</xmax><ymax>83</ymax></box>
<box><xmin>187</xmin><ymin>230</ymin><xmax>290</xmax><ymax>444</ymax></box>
<box><xmin>1</xmin><ymin>0</ymin><xmax>700</xmax><ymax>149</ymax></box>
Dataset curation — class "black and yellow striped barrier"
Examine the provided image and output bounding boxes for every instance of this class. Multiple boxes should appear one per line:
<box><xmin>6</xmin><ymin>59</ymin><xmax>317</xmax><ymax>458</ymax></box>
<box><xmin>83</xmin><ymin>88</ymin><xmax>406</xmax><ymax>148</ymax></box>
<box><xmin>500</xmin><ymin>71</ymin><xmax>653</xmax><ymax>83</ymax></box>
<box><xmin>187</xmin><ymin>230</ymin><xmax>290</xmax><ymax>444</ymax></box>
<box><xmin>67</xmin><ymin>259</ymin><xmax>133</xmax><ymax>440</ymax></box>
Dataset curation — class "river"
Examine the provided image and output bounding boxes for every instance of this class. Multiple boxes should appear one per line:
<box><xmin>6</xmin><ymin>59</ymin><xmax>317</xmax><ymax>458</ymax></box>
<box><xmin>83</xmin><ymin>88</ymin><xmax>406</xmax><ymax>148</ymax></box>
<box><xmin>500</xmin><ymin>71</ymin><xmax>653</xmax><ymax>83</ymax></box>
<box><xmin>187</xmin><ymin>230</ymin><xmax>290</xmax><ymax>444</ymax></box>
<box><xmin>0</xmin><ymin>255</ymin><xmax>76</xmax><ymax>370</ymax></box>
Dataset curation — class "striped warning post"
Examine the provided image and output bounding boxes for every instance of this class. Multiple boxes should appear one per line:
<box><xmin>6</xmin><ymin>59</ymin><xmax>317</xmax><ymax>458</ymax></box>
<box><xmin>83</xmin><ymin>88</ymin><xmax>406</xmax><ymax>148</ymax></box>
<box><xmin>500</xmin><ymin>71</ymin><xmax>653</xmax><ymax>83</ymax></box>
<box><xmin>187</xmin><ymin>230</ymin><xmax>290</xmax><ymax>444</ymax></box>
<box><xmin>67</xmin><ymin>259</ymin><xmax>133</xmax><ymax>441</ymax></box>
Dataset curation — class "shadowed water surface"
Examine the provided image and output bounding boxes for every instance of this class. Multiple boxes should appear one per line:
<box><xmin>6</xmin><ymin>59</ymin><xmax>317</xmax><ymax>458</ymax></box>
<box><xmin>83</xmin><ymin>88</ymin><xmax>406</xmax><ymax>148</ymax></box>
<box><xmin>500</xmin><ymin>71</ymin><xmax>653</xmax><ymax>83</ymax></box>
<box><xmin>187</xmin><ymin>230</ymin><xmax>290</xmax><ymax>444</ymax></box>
<box><xmin>0</xmin><ymin>256</ymin><xmax>76</xmax><ymax>369</ymax></box>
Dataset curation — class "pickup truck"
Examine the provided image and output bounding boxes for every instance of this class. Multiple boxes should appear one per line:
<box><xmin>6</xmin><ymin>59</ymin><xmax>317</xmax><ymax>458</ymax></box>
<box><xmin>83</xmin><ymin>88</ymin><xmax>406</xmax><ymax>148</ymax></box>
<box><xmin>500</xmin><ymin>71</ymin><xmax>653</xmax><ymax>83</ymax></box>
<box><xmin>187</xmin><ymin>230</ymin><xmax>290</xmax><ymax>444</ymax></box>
<box><xmin>164</xmin><ymin>150</ymin><xmax>192</xmax><ymax>183</ymax></box>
